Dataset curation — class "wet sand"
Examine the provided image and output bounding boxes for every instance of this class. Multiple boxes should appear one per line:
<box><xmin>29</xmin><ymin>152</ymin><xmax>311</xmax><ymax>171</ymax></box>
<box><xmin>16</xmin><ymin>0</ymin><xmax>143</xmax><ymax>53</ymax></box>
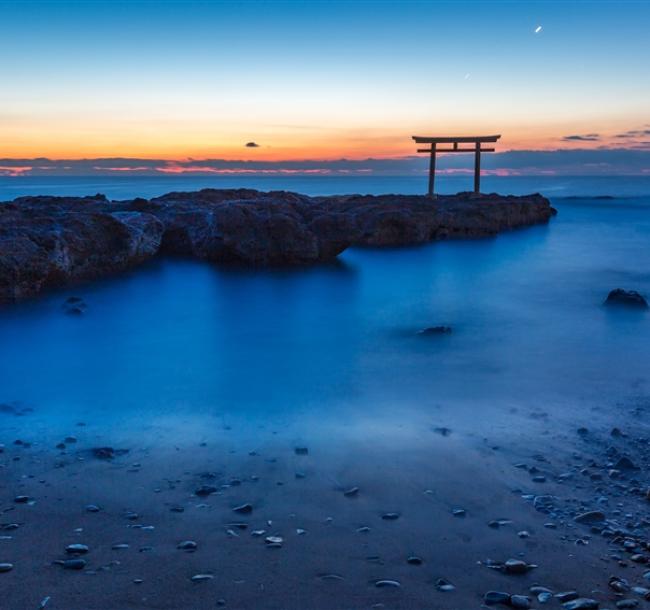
<box><xmin>3</xmin><ymin>396</ymin><xmax>650</xmax><ymax>610</ymax></box>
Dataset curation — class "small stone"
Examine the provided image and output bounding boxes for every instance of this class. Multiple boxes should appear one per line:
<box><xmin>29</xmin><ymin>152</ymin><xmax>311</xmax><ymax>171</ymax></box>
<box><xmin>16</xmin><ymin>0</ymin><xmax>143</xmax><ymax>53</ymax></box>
<box><xmin>57</xmin><ymin>558</ymin><xmax>86</xmax><ymax>570</ymax></box>
<box><xmin>190</xmin><ymin>574</ymin><xmax>214</xmax><ymax>582</ymax></box>
<box><xmin>374</xmin><ymin>580</ymin><xmax>401</xmax><ymax>588</ymax></box>
<box><xmin>484</xmin><ymin>591</ymin><xmax>511</xmax><ymax>605</ymax></box>
<box><xmin>195</xmin><ymin>485</ymin><xmax>218</xmax><ymax>497</ymax></box>
<box><xmin>85</xmin><ymin>504</ymin><xmax>101</xmax><ymax>512</ymax></box>
<box><xmin>510</xmin><ymin>595</ymin><xmax>532</xmax><ymax>609</ymax></box>
<box><xmin>406</xmin><ymin>556</ymin><xmax>423</xmax><ymax>565</ymax></box>
<box><xmin>111</xmin><ymin>543</ymin><xmax>129</xmax><ymax>550</ymax></box>
<box><xmin>92</xmin><ymin>447</ymin><xmax>115</xmax><ymax>459</ymax></box>
<box><xmin>319</xmin><ymin>573</ymin><xmax>344</xmax><ymax>581</ymax></box>
<box><xmin>435</xmin><ymin>578</ymin><xmax>455</xmax><ymax>592</ymax></box>
<box><xmin>343</xmin><ymin>487</ymin><xmax>359</xmax><ymax>497</ymax></box>
<box><xmin>177</xmin><ymin>540</ymin><xmax>197</xmax><ymax>551</ymax></box>
<box><xmin>616</xmin><ymin>601</ymin><xmax>638</xmax><ymax>609</ymax></box>
<box><xmin>0</xmin><ymin>563</ymin><xmax>13</xmax><ymax>573</ymax></box>
<box><xmin>265</xmin><ymin>536</ymin><xmax>283</xmax><ymax>548</ymax></box>
<box><xmin>14</xmin><ymin>496</ymin><xmax>30</xmax><ymax>504</ymax></box>
<box><xmin>555</xmin><ymin>592</ymin><xmax>580</xmax><ymax>603</ymax></box>
<box><xmin>504</xmin><ymin>559</ymin><xmax>533</xmax><ymax>574</ymax></box>
<box><xmin>452</xmin><ymin>508</ymin><xmax>466</xmax><ymax>517</ymax></box>
<box><xmin>381</xmin><ymin>512</ymin><xmax>400</xmax><ymax>520</ymax></box>
<box><xmin>614</xmin><ymin>456</ymin><xmax>637</xmax><ymax>470</ymax></box>
<box><xmin>65</xmin><ymin>544</ymin><xmax>89</xmax><ymax>555</ymax></box>
<box><xmin>232</xmin><ymin>503</ymin><xmax>253</xmax><ymax>514</ymax></box>
<box><xmin>563</xmin><ymin>599</ymin><xmax>599</xmax><ymax>610</ymax></box>
<box><xmin>574</xmin><ymin>511</ymin><xmax>606</xmax><ymax>524</ymax></box>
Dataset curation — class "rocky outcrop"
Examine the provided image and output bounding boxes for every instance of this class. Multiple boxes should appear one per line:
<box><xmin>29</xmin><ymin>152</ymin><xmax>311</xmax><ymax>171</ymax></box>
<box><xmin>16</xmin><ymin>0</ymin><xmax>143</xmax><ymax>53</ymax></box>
<box><xmin>604</xmin><ymin>289</ymin><xmax>648</xmax><ymax>309</ymax></box>
<box><xmin>0</xmin><ymin>189</ymin><xmax>555</xmax><ymax>302</ymax></box>
<box><xmin>0</xmin><ymin>195</ymin><xmax>164</xmax><ymax>302</ymax></box>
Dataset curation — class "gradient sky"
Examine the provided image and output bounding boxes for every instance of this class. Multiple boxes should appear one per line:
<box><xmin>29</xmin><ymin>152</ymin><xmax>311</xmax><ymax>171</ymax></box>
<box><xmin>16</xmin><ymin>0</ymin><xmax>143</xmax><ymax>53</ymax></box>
<box><xmin>1</xmin><ymin>0</ymin><xmax>650</xmax><ymax>161</ymax></box>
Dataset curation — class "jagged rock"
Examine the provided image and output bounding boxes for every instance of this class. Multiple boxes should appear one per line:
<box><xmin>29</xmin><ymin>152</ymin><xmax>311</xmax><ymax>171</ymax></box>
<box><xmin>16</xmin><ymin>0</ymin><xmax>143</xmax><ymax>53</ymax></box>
<box><xmin>604</xmin><ymin>289</ymin><xmax>648</xmax><ymax>309</ymax></box>
<box><xmin>1</xmin><ymin>189</ymin><xmax>555</xmax><ymax>302</ymax></box>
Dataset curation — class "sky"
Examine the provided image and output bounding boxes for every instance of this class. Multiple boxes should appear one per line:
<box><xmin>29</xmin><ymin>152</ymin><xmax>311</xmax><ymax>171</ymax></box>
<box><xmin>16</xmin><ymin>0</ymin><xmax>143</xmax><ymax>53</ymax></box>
<box><xmin>1</xmin><ymin>0</ymin><xmax>650</xmax><ymax>175</ymax></box>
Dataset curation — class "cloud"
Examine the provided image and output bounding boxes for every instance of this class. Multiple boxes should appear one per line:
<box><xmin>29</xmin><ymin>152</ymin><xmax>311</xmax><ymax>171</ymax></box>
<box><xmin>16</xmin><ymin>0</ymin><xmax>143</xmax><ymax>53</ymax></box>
<box><xmin>245</xmin><ymin>142</ymin><xmax>260</xmax><ymax>148</ymax></box>
<box><xmin>1</xmin><ymin>149</ymin><xmax>649</xmax><ymax>178</ymax></box>
<box><xmin>615</xmin><ymin>129</ymin><xmax>650</xmax><ymax>138</ymax></box>
<box><xmin>562</xmin><ymin>134</ymin><xmax>601</xmax><ymax>142</ymax></box>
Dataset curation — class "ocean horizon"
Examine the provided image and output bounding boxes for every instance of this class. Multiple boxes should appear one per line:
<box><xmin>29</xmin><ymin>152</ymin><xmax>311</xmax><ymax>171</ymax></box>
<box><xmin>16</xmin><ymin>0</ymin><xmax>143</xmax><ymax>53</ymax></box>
<box><xmin>3</xmin><ymin>174</ymin><xmax>650</xmax><ymax>201</ymax></box>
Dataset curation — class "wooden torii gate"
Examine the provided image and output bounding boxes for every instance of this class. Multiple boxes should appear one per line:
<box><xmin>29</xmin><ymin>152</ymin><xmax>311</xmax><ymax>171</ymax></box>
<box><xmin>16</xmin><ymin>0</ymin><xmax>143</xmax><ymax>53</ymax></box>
<box><xmin>412</xmin><ymin>134</ymin><xmax>501</xmax><ymax>197</ymax></box>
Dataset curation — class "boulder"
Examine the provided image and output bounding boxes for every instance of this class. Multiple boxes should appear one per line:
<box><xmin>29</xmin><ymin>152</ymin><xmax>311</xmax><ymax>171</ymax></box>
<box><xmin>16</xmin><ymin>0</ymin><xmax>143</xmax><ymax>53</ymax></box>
<box><xmin>604</xmin><ymin>289</ymin><xmax>648</xmax><ymax>309</ymax></box>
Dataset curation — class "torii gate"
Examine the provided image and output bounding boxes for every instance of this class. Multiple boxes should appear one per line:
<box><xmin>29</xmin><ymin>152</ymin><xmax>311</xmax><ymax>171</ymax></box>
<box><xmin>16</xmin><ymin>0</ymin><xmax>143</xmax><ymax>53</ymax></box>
<box><xmin>412</xmin><ymin>134</ymin><xmax>501</xmax><ymax>197</ymax></box>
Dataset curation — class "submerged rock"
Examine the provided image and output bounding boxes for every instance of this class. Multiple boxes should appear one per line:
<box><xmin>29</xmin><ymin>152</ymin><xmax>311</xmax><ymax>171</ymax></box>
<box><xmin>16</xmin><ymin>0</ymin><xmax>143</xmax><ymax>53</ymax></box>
<box><xmin>418</xmin><ymin>326</ymin><xmax>452</xmax><ymax>335</ymax></box>
<box><xmin>604</xmin><ymin>289</ymin><xmax>648</xmax><ymax>309</ymax></box>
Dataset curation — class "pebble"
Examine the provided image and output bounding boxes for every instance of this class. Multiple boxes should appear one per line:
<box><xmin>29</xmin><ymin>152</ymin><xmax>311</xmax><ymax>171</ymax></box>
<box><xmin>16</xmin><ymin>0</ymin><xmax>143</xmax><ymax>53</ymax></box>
<box><xmin>381</xmin><ymin>512</ymin><xmax>400</xmax><ymax>520</ymax></box>
<box><xmin>406</xmin><ymin>556</ymin><xmax>422</xmax><ymax>565</ymax></box>
<box><xmin>319</xmin><ymin>573</ymin><xmax>344</xmax><ymax>581</ymax></box>
<box><xmin>616</xmin><ymin>601</ymin><xmax>638</xmax><ymax>609</ymax></box>
<box><xmin>0</xmin><ymin>563</ymin><xmax>13</xmax><ymax>573</ymax></box>
<box><xmin>56</xmin><ymin>558</ymin><xmax>86</xmax><ymax>570</ymax></box>
<box><xmin>374</xmin><ymin>580</ymin><xmax>401</xmax><ymax>588</ymax></box>
<box><xmin>265</xmin><ymin>536</ymin><xmax>283</xmax><ymax>547</ymax></box>
<box><xmin>195</xmin><ymin>485</ymin><xmax>218</xmax><ymax>497</ymax></box>
<box><xmin>574</xmin><ymin>511</ymin><xmax>606</xmax><ymax>524</ymax></box>
<box><xmin>452</xmin><ymin>508</ymin><xmax>466</xmax><ymax>517</ymax></box>
<box><xmin>614</xmin><ymin>456</ymin><xmax>637</xmax><ymax>470</ymax></box>
<box><xmin>177</xmin><ymin>540</ymin><xmax>197</xmax><ymax>551</ymax></box>
<box><xmin>343</xmin><ymin>486</ymin><xmax>359</xmax><ymax>497</ymax></box>
<box><xmin>232</xmin><ymin>503</ymin><xmax>253</xmax><ymax>514</ymax></box>
<box><xmin>504</xmin><ymin>558</ymin><xmax>534</xmax><ymax>574</ymax></box>
<box><xmin>484</xmin><ymin>591</ymin><xmax>511</xmax><ymax>605</ymax></box>
<box><xmin>510</xmin><ymin>595</ymin><xmax>532</xmax><ymax>609</ymax></box>
<box><xmin>555</xmin><ymin>591</ymin><xmax>580</xmax><ymax>602</ymax></box>
<box><xmin>14</xmin><ymin>496</ymin><xmax>30</xmax><ymax>504</ymax></box>
<box><xmin>111</xmin><ymin>543</ymin><xmax>130</xmax><ymax>550</ymax></box>
<box><xmin>435</xmin><ymin>578</ymin><xmax>455</xmax><ymax>592</ymax></box>
<box><xmin>190</xmin><ymin>574</ymin><xmax>214</xmax><ymax>582</ymax></box>
<box><xmin>85</xmin><ymin>504</ymin><xmax>101</xmax><ymax>512</ymax></box>
<box><xmin>562</xmin><ymin>599</ymin><xmax>599</xmax><ymax>610</ymax></box>
<box><xmin>65</xmin><ymin>544</ymin><xmax>89</xmax><ymax>554</ymax></box>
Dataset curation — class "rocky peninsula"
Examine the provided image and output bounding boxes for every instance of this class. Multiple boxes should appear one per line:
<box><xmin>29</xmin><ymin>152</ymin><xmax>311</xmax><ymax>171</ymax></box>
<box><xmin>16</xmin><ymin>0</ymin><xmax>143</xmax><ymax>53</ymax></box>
<box><xmin>0</xmin><ymin>189</ymin><xmax>555</xmax><ymax>302</ymax></box>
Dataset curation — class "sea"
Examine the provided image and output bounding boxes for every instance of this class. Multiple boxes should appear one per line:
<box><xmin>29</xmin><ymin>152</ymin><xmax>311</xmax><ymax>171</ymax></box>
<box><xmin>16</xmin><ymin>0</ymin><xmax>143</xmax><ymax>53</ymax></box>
<box><xmin>1</xmin><ymin>174</ymin><xmax>649</xmax><ymax>447</ymax></box>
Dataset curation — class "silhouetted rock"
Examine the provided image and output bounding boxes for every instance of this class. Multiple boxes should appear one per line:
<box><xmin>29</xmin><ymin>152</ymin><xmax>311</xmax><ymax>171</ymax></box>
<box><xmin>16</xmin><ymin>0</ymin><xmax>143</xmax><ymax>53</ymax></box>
<box><xmin>0</xmin><ymin>195</ymin><xmax>163</xmax><ymax>302</ymax></box>
<box><xmin>604</xmin><ymin>289</ymin><xmax>648</xmax><ymax>309</ymax></box>
<box><xmin>1</xmin><ymin>189</ymin><xmax>555</xmax><ymax>302</ymax></box>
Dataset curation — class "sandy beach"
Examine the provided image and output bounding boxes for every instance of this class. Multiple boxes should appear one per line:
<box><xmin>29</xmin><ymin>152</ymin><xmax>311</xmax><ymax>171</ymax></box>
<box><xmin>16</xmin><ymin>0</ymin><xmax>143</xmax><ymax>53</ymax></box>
<box><xmin>2</xmin><ymin>388</ymin><xmax>650</xmax><ymax>609</ymax></box>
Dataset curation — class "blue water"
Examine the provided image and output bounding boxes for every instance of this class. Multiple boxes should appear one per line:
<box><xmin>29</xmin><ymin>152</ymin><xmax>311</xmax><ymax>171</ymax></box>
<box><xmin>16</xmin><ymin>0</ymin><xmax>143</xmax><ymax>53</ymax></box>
<box><xmin>1</xmin><ymin>176</ymin><xmax>649</xmax><ymax>446</ymax></box>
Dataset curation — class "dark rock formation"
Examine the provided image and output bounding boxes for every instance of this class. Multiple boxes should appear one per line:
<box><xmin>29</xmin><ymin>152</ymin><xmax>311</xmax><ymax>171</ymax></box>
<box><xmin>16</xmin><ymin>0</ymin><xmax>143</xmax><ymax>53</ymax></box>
<box><xmin>0</xmin><ymin>189</ymin><xmax>555</xmax><ymax>302</ymax></box>
<box><xmin>0</xmin><ymin>195</ymin><xmax>163</xmax><ymax>302</ymax></box>
<box><xmin>604</xmin><ymin>289</ymin><xmax>648</xmax><ymax>309</ymax></box>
